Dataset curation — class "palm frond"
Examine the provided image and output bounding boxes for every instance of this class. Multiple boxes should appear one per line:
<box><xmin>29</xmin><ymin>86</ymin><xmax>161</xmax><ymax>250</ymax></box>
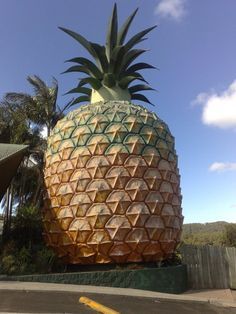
<box><xmin>27</xmin><ymin>76</ymin><xmax>49</xmax><ymax>99</ymax></box>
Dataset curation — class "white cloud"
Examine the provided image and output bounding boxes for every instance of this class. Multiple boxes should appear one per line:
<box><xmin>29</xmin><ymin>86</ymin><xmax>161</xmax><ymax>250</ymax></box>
<box><xmin>40</xmin><ymin>126</ymin><xmax>48</xmax><ymax>139</ymax></box>
<box><xmin>191</xmin><ymin>92</ymin><xmax>210</xmax><ymax>107</ymax></box>
<box><xmin>209</xmin><ymin>162</ymin><xmax>236</xmax><ymax>172</ymax></box>
<box><xmin>155</xmin><ymin>0</ymin><xmax>187</xmax><ymax>21</ymax></box>
<box><xmin>193</xmin><ymin>80</ymin><xmax>236</xmax><ymax>129</ymax></box>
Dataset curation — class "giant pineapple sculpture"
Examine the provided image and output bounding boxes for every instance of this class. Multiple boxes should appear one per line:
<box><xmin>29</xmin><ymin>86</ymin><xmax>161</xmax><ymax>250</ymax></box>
<box><xmin>43</xmin><ymin>4</ymin><xmax>183</xmax><ymax>264</ymax></box>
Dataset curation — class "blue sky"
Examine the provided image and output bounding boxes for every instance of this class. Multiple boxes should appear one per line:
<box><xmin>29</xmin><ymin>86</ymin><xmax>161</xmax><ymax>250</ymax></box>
<box><xmin>1</xmin><ymin>0</ymin><xmax>236</xmax><ymax>223</ymax></box>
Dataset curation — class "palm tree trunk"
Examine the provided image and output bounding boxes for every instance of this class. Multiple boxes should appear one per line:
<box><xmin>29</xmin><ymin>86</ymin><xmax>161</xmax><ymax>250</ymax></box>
<box><xmin>20</xmin><ymin>157</ymin><xmax>28</xmax><ymax>207</ymax></box>
<box><xmin>3</xmin><ymin>187</ymin><xmax>10</xmax><ymax>239</ymax></box>
<box><xmin>32</xmin><ymin>168</ymin><xmax>42</xmax><ymax>207</ymax></box>
<box><xmin>8</xmin><ymin>183</ymin><xmax>14</xmax><ymax>231</ymax></box>
<box><xmin>47</xmin><ymin>123</ymin><xmax>50</xmax><ymax>138</ymax></box>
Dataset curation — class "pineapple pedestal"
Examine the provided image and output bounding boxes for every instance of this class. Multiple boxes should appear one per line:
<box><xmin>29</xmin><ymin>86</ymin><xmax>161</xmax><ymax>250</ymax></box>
<box><xmin>2</xmin><ymin>264</ymin><xmax>188</xmax><ymax>294</ymax></box>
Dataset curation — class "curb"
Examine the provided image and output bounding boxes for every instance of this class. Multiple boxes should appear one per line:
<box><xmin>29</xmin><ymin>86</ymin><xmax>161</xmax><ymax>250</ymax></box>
<box><xmin>0</xmin><ymin>281</ymin><xmax>235</xmax><ymax>308</ymax></box>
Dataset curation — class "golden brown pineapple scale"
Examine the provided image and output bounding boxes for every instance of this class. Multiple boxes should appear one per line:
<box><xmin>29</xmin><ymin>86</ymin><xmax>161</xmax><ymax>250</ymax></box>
<box><xmin>43</xmin><ymin>101</ymin><xmax>183</xmax><ymax>264</ymax></box>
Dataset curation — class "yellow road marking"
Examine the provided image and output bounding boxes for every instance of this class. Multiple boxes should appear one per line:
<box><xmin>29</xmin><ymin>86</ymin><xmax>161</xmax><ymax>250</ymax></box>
<box><xmin>79</xmin><ymin>296</ymin><xmax>120</xmax><ymax>314</ymax></box>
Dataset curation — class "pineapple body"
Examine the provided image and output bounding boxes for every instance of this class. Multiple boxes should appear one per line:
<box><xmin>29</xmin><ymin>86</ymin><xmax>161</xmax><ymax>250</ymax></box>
<box><xmin>43</xmin><ymin>101</ymin><xmax>183</xmax><ymax>264</ymax></box>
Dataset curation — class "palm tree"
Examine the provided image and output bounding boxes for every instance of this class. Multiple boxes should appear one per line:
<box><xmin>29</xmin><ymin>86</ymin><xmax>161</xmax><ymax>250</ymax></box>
<box><xmin>0</xmin><ymin>99</ymin><xmax>44</xmax><ymax>237</ymax></box>
<box><xmin>5</xmin><ymin>75</ymin><xmax>64</xmax><ymax>137</ymax></box>
<box><xmin>0</xmin><ymin>76</ymin><xmax>66</xmax><ymax>237</ymax></box>
<box><xmin>0</xmin><ymin>99</ymin><xmax>30</xmax><ymax>143</ymax></box>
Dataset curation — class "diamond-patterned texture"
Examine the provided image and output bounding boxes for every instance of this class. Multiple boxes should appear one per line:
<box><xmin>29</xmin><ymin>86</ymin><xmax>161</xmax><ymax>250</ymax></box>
<box><xmin>43</xmin><ymin>101</ymin><xmax>183</xmax><ymax>264</ymax></box>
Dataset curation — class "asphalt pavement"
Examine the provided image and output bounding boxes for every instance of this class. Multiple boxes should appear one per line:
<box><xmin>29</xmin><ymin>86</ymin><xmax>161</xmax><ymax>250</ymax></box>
<box><xmin>1</xmin><ymin>289</ymin><xmax>236</xmax><ymax>314</ymax></box>
<box><xmin>0</xmin><ymin>282</ymin><xmax>236</xmax><ymax>313</ymax></box>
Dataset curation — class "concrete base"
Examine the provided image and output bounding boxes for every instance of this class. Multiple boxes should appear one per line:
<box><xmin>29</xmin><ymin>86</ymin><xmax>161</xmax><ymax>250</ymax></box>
<box><xmin>1</xmin><ymin>265</ymin><xmax>187</xmax><ymax>294</ymax></box>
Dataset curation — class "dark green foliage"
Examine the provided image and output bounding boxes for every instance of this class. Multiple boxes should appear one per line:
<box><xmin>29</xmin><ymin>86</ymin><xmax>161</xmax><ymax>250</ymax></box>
<box><xmin>34</xmin><ymin>247</ymin><xmax>57</xmax><ymax>274</ymax></box>
<box><xmin>181</xmin><ymin>221</ymin><xmax>236</xmax><ymax>247</ymax></box>
<box><xmin>60</xmin><ymin>3</ymin><xmax>156</xmax><ymax>106</ymax></box>
<box><xmin>223</xmin><ymin>223</ymin><xmax>236</xmax><ymax>247</ymax></box>
<box><xmin>183</xmin><ymin>221</ymin><xmax>229</xmax><ymax>234</ymax></box>
<box><xmin>0</xmin><ymin>99</ymin><xmax>42</xmax><ymax>146</ymax></box>
<box><xmin>0</xmin><ymin>205</ymin><xmax>63</xmax><ymax>275</ymax></box>
<box><xmin>11</xmin><ymin>205</ymin><xmax>42</xmax><ymax>248</ymax></box>
<box><xmin>0</xmin><ymin>75</ymin><xmax>68</xmax><ymax>238</ymax></box>
<box><xmin>4</xmin><ymin>76</ymin><xmax>64</xmax><ymax>138</ymax></box>
<box><xmin>182</xmin><ymin>231</ymin><xmax>225</xmax><ymax>246</ymax></box>
<box><xmin>1</xmin><ymin>247</ymin><xmax>33</xmax><ymax>275</ymax></box>
<box><xmin>0</xmin><ymin>77</ymin><xmax>67</xmax><ymax>275</ymax></box>
<box><xmin>161</xmin><ymin>252</ymin><xmax>182</xmax><ymax>267</ymax></box>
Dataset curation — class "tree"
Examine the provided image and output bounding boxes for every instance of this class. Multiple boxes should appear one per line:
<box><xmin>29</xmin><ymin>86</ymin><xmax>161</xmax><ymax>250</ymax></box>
<box><xmin>4</xmin><ymin>75</ymin><xmax>64</xmax><ymax>137</ymax></box>
<box><xmin>0</xmin><ymin>76</ymin><xmax>66</xmax><ymax>237</ymax></box>
<box><xmin>0</xmin><ymin>99</ymin><xmax>44</xmax><ymax>237</ymax></box>
<box><xmin>224</xmin><ymin>224</ymin><xmax>236</xmax><ymax>247</ymax></box>
<box><xmin>0</xmin><ymin>99</ymin><xmax>35</xmax><ymax>144</ymax></box>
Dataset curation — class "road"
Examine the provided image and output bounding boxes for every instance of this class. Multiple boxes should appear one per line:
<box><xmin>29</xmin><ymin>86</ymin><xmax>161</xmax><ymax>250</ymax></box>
<box><xmin>0</xmin><ymin>290</ymin><xmax>235</xmax><ymax>313</ymax></box>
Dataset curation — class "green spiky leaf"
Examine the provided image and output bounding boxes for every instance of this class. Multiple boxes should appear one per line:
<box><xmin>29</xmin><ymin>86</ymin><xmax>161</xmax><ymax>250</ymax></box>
<box><xmin>59</xmin><ymin>27</ymin><xmax>103</xmax><ymax>71</ymax></box>
<box><xmin>77</xmin><ymin>80</ymin><xmax>87</xmax><ymax>87</ymax></box>
<box><xmin>61</xmin><ymin>4</ymin><xmax>157</xmax><ymax>105</ymax></box>
<box><xmin>111</xmin><ymin>46</ymin><xmax>126</xmax><ymax>75</ymax></box>
<box><xmin>125</xmin><ymin>25</ymin><xmax>157</xmax><ymax>50</ymax></box>
<box><xmin>106</xmin><ymin>3</ymin><xmax>118</xmax><ymax>61</ymax></box>
<box><xmin>119</xmin><ymin>49</ymin><xmax>147</xmax><ymax>74</ymax></box>
<box><xmin>118</xmin><ymin>73</ymin><xmax>146</xmax><ymax>89</ymax></box>
<box><xmin>109</xmin><ymin>45</ymin><xmax>124</xmax><ymax>73</ymax></box>
<box><xmin>77</xmin><ymin>77</ymin><xmax>102</xmax><ymax>90</ymax></box>
<box><xmin>117</xmin><ymin>8</ymin><xmax>138</xmax><ymax>45</ymax></box>
<box><xmin>66</xmin><ymin>57</ymin><xmax>103</xmax><ymax>79</ymax></box>
<box><xmin>64</xmin><ymin>86</ymin><xmax>91</xmax><ymax>96</ymax></box>
<box><xmin>103</xmin><ymin>73</ymin><xmax>116</xmax><ymax>87</ymax></box>
<box><xmin>126</xmin><ymin>62</ymin><xmax>156</xmax><ymax>73</ymax></box>
<box><xmin>62</xmin><ymin>65</ymin><xmax>90</xmax><ymax>75</ymax></box>
<box><xmin>90</xmin><ymin>43</ymin><xmax>109</xmax><ymax>72</ymax></box>
<box><xmin>59</xmin><ymin>27</ymin><xmax>96</xmax><ymax>58</ymax></box>
<box><xmin>131</xmin><ymin>93</ymin><xmax>154</xmax><ymax>105</ymax></box>
<box><xmin>68</xmin><ymin>95</ymin><xmax>90</xmax><ymax>107</ymax></box>
<box><xmin>129</xmin><ymin>84</ymin><xmax>154</xmax><ymax>94</ymax></box>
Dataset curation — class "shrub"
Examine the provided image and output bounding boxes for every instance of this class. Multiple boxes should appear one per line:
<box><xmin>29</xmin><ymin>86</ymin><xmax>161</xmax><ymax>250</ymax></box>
<box><xmin>223</xmin><ymin>223</ymin><xmax>236</xmax><ymax>247</ymax></box>
<box><xmin>11</xmin><ymin>205</ymin><xmax>43</xmax><ymax>248</ymax></box>
<box><xmin>34</xmin><ymin>247</ymin><xmax>55</xmax><ymax>273</ymax></box>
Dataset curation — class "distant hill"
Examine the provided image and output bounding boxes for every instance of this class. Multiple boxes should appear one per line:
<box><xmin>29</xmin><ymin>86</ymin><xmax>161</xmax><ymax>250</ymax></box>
<box><xmin>181</xmin><ymin>221</ymin><xmax>229</xmax><ymax>246</ymax></box>
<box><xmin>182</xmin><ymin>221</ymin><xmax>229</xmax><ymax>235</ymax></box>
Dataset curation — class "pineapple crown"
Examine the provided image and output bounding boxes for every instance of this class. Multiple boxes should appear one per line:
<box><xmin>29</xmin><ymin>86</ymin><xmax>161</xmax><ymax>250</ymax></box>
<box><xmin>59</xmin><ymin>3</ymin><xmax>157</xmax><ymax>107</ymax></box>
